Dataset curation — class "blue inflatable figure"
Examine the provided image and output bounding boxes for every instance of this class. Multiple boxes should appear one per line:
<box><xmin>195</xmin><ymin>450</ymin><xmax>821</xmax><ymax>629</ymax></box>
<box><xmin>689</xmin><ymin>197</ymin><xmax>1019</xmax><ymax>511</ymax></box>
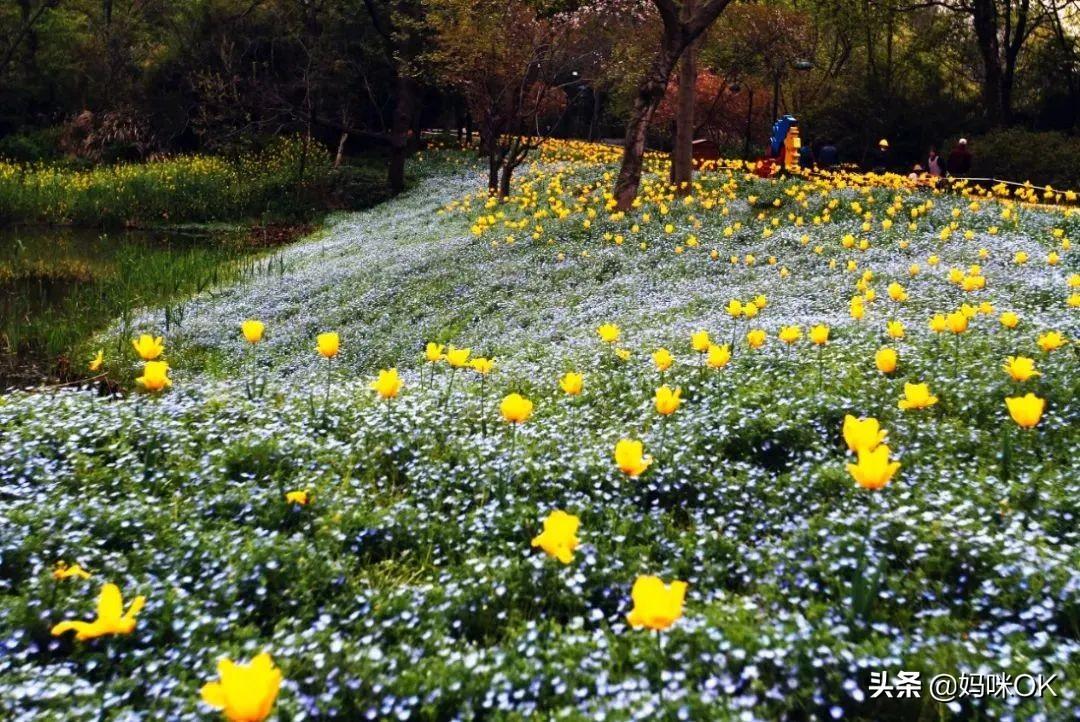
<box><xmin>769</xmin><ymin>115</ymin><xmax>798</xmax><ymax>158</ymax></box>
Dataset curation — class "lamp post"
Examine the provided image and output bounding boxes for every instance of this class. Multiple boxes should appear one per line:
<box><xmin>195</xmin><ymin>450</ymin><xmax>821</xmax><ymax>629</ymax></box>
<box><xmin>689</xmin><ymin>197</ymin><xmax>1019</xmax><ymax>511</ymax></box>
<box><xmin>772</xmin><ymin>58</ymin><xmax>814</xmax><ymax>121</ymax></box>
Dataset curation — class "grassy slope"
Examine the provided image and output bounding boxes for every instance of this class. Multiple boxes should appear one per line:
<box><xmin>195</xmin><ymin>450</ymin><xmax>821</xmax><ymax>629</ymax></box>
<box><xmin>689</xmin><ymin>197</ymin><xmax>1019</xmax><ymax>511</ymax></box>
<box><xmin>0</xmin><ymin>149</ymin><xmax>1078</xmax><ymax>721</ymax></box>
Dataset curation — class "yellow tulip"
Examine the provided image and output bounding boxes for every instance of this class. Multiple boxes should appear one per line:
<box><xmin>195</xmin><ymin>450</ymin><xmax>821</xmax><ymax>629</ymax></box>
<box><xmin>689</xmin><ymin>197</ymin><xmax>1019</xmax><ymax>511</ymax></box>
<box><xmin>51</xmin><ymin>583</ymin><xmax>145</xmax><ymax>641</ymax></box>
<box><xmin>899</xmin><ymin>382</ymin><xmax>938</xmax><ymax>410</ymax></box>
<box><xmin>850</xmin><ymin>299</ymin><xmax>865</xmax><ymax>320</ymax></box>
<box><xmin>1037</xmin><ymin>331</ymin><xmax>1065</xmax><ymax>353</ymax></box>
<box><xmin>200</xmin><ymin>652</ymin><xmax>282</xmax><ymax>722</ymax></box>
<box><xmin>132</xmin><ymin>334</ymin><xmax>165</xmax><ymax>361</ymax></box>
<box><xmin>875</xmin><ymin>347</ymin><xmax>898</xmax><ymax>374</ymax></box>
<box><xmin>746</xmin><ymin>329</ymin><xmax>767</xmax><ymax>349</ymax></box>
<box><xmin>626</xmin><ymin>575</ymin><xmax>687</xmax><ymax>631</ymax></box>
<box><xmin>654</xmin><ymin>385</ymin><xmax>682</xmax><ymax>415</ymax></box>
<box><xmin>1003</xmin><ymin>356</ymin><xmax>1039</xmax><ymax>382</ymax></box>
<box><xmin>887</xmin><ymin>282</ymin><xmax>908</xmax><ymax>302</ymax></box>
<box><xmin>778</xmin><ymin>326</ymin><xmax>802</xmax><ymax>344</ymax></box>
<box><xmin>946</xmin><ymin>311</ymin><xmax>968</xmax><ymax>334</ymax></box>
<box><xmin>652</xmin><ymin>348</ymin><xmax>674</xmax><ymax>372</ymax></box>
<box><xmin>136</xmin><ymin>361</ymin><xmax>172</xmax><ymax>392</ymax></box>
<box><xmin>614</xmin><ymin>438</ymin><xmax>652</xmax><ymax>477</ymax></box>
<box><xmin>530</xmin><ymin>510</ymin><xmax>581</xmax><ymax>564</ymax></box>
<box><xmin>1005</xmin><ymin>393</ymin><xmax>1045</xmax><ymax>428</ymax></box>
<box><xmin>285</xmin><ymin>490</ymin><xmax>310</xmax><ymax>505</ymax></box>
<box><xmin>846</xmin><ymin>444</ymin><xmax>901</xmax><ymax>490</ymax></box>
<box><xmin>500</xmin><ymin>393</ymin><xmax>533</xmax><ymax>424</ymax></box>
<box><xmin>241</xmin><ymin>320</ymin><xmax>265</xmax><ymax>344</ymax></box>
<box><xmin>425</xmin><ymin>342</ymin><xmax>445</xmax><ymax>363</ymax></box>
<box><xmin>370</xmin><ymin>368</ymin><xmax>403</xmax><ymax>399</ymax></box>
<box><xmin>559</xmin><ymin>371</ymin><xmax>583</xmax><ymax>395</ymax></box>
<box><xmin>706</xmin><ymin>343</ymin><xmax>731</xmax><ymax>368</ymax></box>
<box><xmin>445</xmin><ymin>345</ymin><xmax>471</xmax><ymax>367</ymax></box>
<box><xmin>809</xmin><ymin>325</ymin><xmax>830</xmax><ymax>345</ymax></box>
<box><xmin>597</xmin><ymin>323</ymin><xmax>621</xmax><ymax>343</ymax></box>
<box><xmin>88</xmin><ymin>350</ymin><xmax>104</xmax><ymax>372</ymax></box>
<box><xmin>886</xmin><ymin>321</ymin><xmax>904</xmax><ymax>339</ymax></box>
<box><xmin>929</xmin><ymin>314</ymin><xmax>947</xmax><ymax>333</ymax></box>
<box><xmin>691</xmin><ymin>330</ymin><xmax>711</xmax><ymax>352</ymax></box>
<box><xmin>843</xmin><ymin>415</ymin><xmax>886</xmax><ymax>453</ymax></box>
<box><xmin>999</xmin><ymin>312</ymin><xmax>1019</xmax><ymax>329</ymax></box>
<box><xmin>725</xmin><ymin>299</ymin><xmax>743</xmax><ymax>317</ymax></box>
<box><xmin>316</xmin><ymin>332</ymin><xmax>339</xmax><ymax>359</ymax></box>
<box><xmin>471</xmin><ymin>357</ymin><xmax>495</xmax><ymax>375</ymax></box>
<box><xmin>52</xmin><ymin>562</ymin><xmax>92</xmax><ymax>581</ymax></box>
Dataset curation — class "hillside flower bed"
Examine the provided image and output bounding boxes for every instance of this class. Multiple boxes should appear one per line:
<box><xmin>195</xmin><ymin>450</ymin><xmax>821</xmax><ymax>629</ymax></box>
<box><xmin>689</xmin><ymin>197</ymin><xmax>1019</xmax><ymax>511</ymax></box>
<box><xmin>0</xmin><ymin>141</ymin><xmax>1077</xmax><ymax>720</ymax></box>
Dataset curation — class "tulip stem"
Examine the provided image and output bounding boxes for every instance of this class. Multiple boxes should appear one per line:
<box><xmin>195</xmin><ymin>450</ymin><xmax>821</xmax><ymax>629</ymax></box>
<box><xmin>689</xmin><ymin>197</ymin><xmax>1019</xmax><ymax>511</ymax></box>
<box><xmin>443</xmin><ymin>369</ymin><xmax>457</xmax><ymax>412</ymax></box>
<box><xmin>953</xmin><ymin>333</ymin><xmax>961</xmax><ymax>382</ymax></box>
<box><xmin>1001</xmin><ymin>422</ymin><xmax>1012</xmax><ymax>486</ymax></box>
<box><xmin>656</xmin><ymin>631</ymin><xmax>666</xmax><ymax>706</ymax></box>
<box><xmin>480</xmin><ymin>374</ymin><xmax>487</xmax><ymax>437</ymax></box>
<box><xmin>99</xmin><ymin>640</ymin><xmax>115</xmax><ymax>722</ymax></box>
<box><xmin>507</xmin><ymin>424</ymin><xmax>518</xmax><ymax>489</ymax></box>
<box><xmin>817</xmin><ymin>345</ymin><xmax>824</xmax><ymax>391</ymax></box>
<box><xmin>324</xmin><ymin>357</ymin><xmax>332</xmax><ymax>413</ymax></box>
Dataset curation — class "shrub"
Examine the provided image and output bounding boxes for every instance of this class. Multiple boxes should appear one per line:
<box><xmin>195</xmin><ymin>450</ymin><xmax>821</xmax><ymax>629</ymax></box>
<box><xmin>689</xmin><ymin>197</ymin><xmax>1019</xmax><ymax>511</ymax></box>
<box><xmin>0</xmin><ymin>128</ymin><xmax>64</xmax><ymax>163</ymax></box>
<box><xmin>967</xmin><ymin>128</ymin><xmax>1080</xmax><ymax>189</ymax></box>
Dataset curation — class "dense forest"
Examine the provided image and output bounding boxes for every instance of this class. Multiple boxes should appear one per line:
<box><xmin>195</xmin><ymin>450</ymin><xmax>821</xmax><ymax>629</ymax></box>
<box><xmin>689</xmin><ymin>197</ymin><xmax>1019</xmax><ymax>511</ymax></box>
<box><xmin>1</xmin><ymin>0</ymin><xmax>1079</xmax><ymax>190</ymax></box>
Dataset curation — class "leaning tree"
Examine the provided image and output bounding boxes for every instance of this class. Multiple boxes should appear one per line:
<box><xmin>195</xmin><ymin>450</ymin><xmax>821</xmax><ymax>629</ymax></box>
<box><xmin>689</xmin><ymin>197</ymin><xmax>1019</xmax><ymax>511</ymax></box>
<box><xmin>613</xmin><ymin>0</ymin><xmax>736</xmax><ymax>210</ymax></box>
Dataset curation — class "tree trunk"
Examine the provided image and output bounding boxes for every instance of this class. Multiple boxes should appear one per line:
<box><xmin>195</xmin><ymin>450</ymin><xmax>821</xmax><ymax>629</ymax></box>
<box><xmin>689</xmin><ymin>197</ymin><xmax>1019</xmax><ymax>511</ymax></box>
<box><xmin>588</xmin><ymin>87</ymin><xmax>602</xmax><ymax>141</ymax></box>
<box><xmin>613</xmin><ymin>0</ymin><xmax>733</xmax><ymax>210</ymax></box>
<box><xmin>743</xmin><ymin>88</ymin><xmax>754</xmax><ymax>160</ymax></box>
<box><xmin>488</xmin><ymin>152</ymin><xmax>500</xmax><ymax>195</ymax></box>
<box><xmin>670</xmin><ymin>19</ymin><xmax>698</xmax><ymax>193</ymax></box>
<box><xmin>498</xmin><ymin>163</ymin><xmax>513</xmax><ymax>199</ymax></box>
<box><xmin>613</xmin><ymin>34</ymin><xmax>681</xmax><ymax>211</ymax></box>
<box><xmin>388</xmin><ymin>72</ymin><xmax>415</xmax><ymax>195</ymax></box>
<box><xmin>971</xmin><ymin>0</ymin><xmax>1004</xmax><ymax>126</ymax></box>
<box><xmin>334</xmin><ymin>131</ymin><xmax>348</xmax><ymax>168</ymax></box>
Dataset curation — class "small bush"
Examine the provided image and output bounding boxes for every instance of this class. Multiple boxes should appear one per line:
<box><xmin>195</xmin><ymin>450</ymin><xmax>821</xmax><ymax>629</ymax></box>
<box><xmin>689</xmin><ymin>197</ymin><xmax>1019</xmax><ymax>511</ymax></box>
<box><xmin>0</xmin><ymin>128</ymin><xmax>64</xmax><ymax>163</ymax></box>
<box><xmin>967</xmin><ymin>128</ymin><xmax>1080</xmax><ymax>188</ymax></box>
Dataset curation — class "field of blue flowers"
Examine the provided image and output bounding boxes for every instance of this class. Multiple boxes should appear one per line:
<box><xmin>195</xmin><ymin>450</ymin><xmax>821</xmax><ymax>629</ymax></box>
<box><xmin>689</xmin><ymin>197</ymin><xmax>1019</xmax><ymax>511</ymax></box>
<box><xmin>1</xmin><ymin>141</ymin><xmax>1077</xmax><ymax>721</ymax></box>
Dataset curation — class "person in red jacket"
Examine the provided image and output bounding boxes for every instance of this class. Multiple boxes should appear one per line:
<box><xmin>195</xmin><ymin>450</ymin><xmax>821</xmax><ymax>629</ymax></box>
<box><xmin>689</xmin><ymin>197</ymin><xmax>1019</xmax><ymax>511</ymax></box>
<box><xmin>947</xmin><ymin>138</ymin><xmax>973</xmax><ymax>177</ymax></box>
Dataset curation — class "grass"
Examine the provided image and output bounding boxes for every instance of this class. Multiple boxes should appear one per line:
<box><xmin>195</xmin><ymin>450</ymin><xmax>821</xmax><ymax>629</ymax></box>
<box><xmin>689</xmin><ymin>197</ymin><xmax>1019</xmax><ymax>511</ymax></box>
<box><xmin>0</xmin><ymin>137</ymin><xmax>335</xmax><ymax>227</ymax></box>
<box><xmin>0</xmin><ymin>226</ymin><xmax>295</xmax><ymax>386</ymax></box>
<box><xmin>0</xmin><ymin>141</ymin><xmax>1077</xmax><ymax>720</ymax></box>
<box><xmin>0</xmin><ymin>139</ymin><xmax>471</xmax><ymax>385</ymax></box>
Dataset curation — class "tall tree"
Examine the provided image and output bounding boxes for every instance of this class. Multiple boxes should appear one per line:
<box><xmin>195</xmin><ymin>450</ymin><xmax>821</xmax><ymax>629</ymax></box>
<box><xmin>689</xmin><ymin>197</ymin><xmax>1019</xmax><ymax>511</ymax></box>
<box><xmin>904</xmin><ymin>0</ymin><xmax>1078</xmax><ymax>125</ymax></box>
<box><xmin>362</xmin><ymin>0</ymin><xmax>425</xmax><ymax>194</ymax></box>
<box><xmin>613</xmin><ymin>0</ymin><xmax>734</xmax><ymax>211</ymax></box>
<box><xmin>669</xmin><ymin>0</ymin><xmax>698</xmax><ymax>192</ymax></box>
<box><xmin>426</xmin><ymin>0</ymin><xmax>588</xmax><ymax>198</ymax></box>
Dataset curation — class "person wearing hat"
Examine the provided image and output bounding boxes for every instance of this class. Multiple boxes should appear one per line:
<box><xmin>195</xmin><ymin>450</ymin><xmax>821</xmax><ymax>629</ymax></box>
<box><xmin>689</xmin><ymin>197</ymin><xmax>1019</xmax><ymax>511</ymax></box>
<box><xmin>869</xmin><ymin>138</ymin><xmax>890</xmax><ymax>174</ymax></box>
<box><xmin>947</xmin><ymin>138</ymin><xmax>973</xmax><ymax>177</ymax></box>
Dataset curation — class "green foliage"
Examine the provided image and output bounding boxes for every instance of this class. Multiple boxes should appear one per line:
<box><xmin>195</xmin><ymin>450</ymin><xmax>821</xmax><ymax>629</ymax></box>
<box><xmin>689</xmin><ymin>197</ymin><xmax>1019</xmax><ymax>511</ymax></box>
<box><xmin>968</xmin><ymin>128</ymin><xmax>1080</xmax><ymax>189</ymax></box>
<box><xmin>0</xmin><ymin>137</ymin><xmax>334</xmax><ymax>227</ymax></box>
<box><xmin>0</xmin><ymin>128</ymin><xmax>64</xmax><ymax>163</ymax></box>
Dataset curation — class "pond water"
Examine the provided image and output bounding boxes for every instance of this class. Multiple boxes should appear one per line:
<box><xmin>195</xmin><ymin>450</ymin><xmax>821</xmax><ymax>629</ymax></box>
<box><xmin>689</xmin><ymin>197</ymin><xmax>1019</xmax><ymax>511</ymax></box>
<box><xmin>0</xmin><ymin>225</ymin><xmax>258</xmax><ymax>386</ymax></box>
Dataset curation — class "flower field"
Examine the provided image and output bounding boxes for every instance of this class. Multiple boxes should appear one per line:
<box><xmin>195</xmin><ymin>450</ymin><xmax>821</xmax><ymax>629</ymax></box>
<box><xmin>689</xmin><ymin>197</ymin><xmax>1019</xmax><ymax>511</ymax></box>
<box><xmin>0</xmin><ymin>141</ymin><xmax>1077</xmax><ymax>720</ymax></box>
